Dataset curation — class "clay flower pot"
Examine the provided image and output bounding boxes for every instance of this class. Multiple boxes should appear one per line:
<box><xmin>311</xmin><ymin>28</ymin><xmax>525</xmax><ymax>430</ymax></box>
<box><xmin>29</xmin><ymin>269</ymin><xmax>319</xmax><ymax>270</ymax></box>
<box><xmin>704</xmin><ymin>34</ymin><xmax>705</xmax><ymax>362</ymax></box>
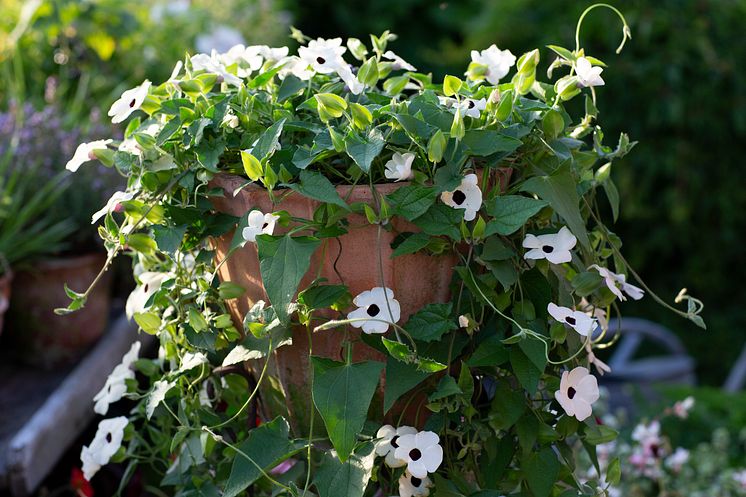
<box><xmin>211</xmin><ymin>169</ymin><xmax>511</xmax><ymax>432</ymax></box>
<box><xmin>6</xmin><ymin>253</ymin><xmax>112</xmax><ymax>368</ymax></box>
<box><xmin>0</xmin><ymin>270</ymin><xmax>13</xmax><ymax>336</ymax></box>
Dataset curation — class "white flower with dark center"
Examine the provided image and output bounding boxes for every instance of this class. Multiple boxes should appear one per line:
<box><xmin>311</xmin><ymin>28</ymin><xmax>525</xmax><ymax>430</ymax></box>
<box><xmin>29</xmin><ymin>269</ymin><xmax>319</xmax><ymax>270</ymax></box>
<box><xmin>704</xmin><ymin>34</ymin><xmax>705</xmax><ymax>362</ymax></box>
<box><xmin>399</xmin><ymin>471</ymin><xmax>433</xmax><ymax>497</ymax></box>
<box><xmin>241</xmin><ymin>210</ymin><xmax>279</xmax><ymax>243</ymax></box>
<box><xmin>470</xmin><ymin>45</ymin><xmax>516</xmax><ymax>85</ymax></box>
<box><xmin>108</xmin><ymin>81</ymin><xmax>151</xmax><ymax>124</ymax></box>
<box><xmin>589</xmin><ymin>265</ymin><xmax>644</xmax><ymax>301</ymax></box>
<box><xmin>93</xmin><ymin>342</ymin><xmax>141</xmax><ymax>415</ymax></box>
<box><xmin>195</xmin><ymin>25</ymin><xmax>245</xmax><ymax>54</ymax></box>
<box><xmin>665</xmin><ymin>447</ymin><xmax>689</xmax><ymax>472</ymax></box>
<box><xmin>298</xmin><ymin>37</ymin><xmax>347</xmax><ymax>74</ymax></box>
<box><xmin>575</xmin><ymin>57</ymin><xmax>605</xmax><ymax>88</ymax></box>
<box><xmin>347</xmin><ymin>287</ymin><xmax>401</xmax><ymax>334</ymax></box>
<box><xmin>555</xmin><ymin>366</ymin><xmax>599</xmax><ymax>421</ymax></box>
<box><xmin>632</xmin><ymin>420</ymin><xmax>662</xmax><ymax>457</ymax></box>
<box><xmin>523</xmin><ymin>226</ymin><xmax>577</xmax><ymax>264</ymax></box>
<box><xmin>441</xmin><ymin>174</ymin><xmax>482</xmax><ymax>221</ymax></box>
<box><xmin>190</xmin><ymin>52</ymin><xmax>242</xmax><ymax>87</ymax></box>
<box><xmin>125</xmin><ymin>271</ymin><xmax>170</xmax><ymax>318</ymax></box>
<box><xmin>547</xmin><ymin>303</ymin><xmax>596</xmax><ymax>337</ymax></box>
<box><xmin>384</xmin><ymin>152</ymin><xmax>415</xmax><ymax>182</ymax></box>
<box><xmin>66</xmin><ymin>140</ymin><xmax>112</xmax><ymax>172</ymax></box>
<box><xmin>375</xmin><ymin>424</ymin><xmax>417</xmax><ymax>468</ymax></box>
<box><xmin>393</xmin><ymin>430</ymin><xmax>443</xmax><ymax>479</ymax></box>
<box><xmin>80</xmin><ymin>416</ymin><xmax>129</xmax><ymax>480</ymax></box>
<box><xmin>457</xmin><ymin>98</ymin><xmax>487</xmax><ymax>119</ymax></box>
<box><xmin>437</xmin><ymin>96</ymin><xmax>457</xmax><ymax>109</ymax></box>
<box><xmin>383</xmin><ymin>50</ymin><xmax>416</xmax><ymax>71</ymax></box>
<box><xmin>91</xmin><ymin>191</ymin><xmax>134</xmax><ymax>224</ymax></box>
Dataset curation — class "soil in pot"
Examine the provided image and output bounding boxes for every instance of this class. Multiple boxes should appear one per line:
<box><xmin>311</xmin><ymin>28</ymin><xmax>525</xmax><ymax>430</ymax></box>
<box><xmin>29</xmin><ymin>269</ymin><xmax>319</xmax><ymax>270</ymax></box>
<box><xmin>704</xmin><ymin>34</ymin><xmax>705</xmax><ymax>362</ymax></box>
<box><xmin>5</xmin><ymin>253</ymin><xmax>112</xmax><ymax>368</ymax></box>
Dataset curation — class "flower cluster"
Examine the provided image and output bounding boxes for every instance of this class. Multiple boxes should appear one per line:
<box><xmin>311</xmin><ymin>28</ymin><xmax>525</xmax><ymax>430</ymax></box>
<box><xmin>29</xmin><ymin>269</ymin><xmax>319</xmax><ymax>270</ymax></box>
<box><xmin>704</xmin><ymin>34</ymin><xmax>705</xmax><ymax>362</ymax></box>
<box><xmin>376</xmin><ymin>425</ymin><xmax>443</xmax><ymax>496</ymax></box>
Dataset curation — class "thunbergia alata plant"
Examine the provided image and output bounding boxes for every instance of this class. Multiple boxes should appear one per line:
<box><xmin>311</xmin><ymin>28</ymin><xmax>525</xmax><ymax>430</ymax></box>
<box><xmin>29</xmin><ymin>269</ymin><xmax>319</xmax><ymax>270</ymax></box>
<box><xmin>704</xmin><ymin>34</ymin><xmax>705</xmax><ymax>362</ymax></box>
<box><xmin>61</xmin><ymin>5</ymin><xmax>705</xmax><ymax>497</ymax></box>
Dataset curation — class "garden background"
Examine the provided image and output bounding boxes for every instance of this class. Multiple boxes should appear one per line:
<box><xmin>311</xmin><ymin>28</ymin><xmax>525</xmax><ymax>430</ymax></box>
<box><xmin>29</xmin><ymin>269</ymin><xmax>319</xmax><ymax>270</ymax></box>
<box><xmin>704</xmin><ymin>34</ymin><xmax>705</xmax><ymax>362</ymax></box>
<box><xmin>3</xmin><ymin>0</ymin><xmax>742</xmax><ymax>384</ymax></box>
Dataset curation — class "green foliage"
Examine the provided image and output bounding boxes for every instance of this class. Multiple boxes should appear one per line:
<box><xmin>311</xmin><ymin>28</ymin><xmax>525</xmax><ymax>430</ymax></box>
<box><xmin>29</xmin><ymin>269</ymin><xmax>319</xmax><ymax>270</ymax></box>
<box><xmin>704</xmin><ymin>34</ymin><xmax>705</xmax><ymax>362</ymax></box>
<box><xmin>59</xmin><ymin>11</ymin><xmax>706</xmax><ymax>497</ymax></box>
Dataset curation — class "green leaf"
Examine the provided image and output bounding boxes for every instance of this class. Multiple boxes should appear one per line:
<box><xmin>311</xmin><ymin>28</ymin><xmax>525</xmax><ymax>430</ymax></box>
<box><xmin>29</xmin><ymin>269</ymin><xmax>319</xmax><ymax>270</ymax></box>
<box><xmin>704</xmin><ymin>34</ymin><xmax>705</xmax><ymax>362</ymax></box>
<box><xmin>311</xmin><ymin>358</ymin><xmax>384</xmax><ymax>462</ymax></box>
<box><xmin>427</xmin><ymin>129</ymin><xmax>447</xmax><ymax>163</ymax></box>
<box><xmin>429</xmin><ymin>375</ymin><xmax>462</xmax><ymax>401</ymax></box>
<box><xmin>344</xmin><ymin>129</ymin><xmax>385</xmax><ymax>173</ymax></box>
<box><xmin>152</xmin><ymin>224</ymin><xmax>187</xmax><ymax>256</ymax></box>
<box><xmin>443</xmin><ymin>75</ymin><xmax>463</xmax><ymax>96</ymax></box>
<box><xmin>316</xmin><ymin>93</ymin><xmax>348</xmax><ymax>121</ymax></box>
<box><xmin>461</xmin><ymin>130</ymin><xmax>522</xmax><ymax>156</ymax></box>
<box><xmin>134</xmin><ymin>312</ymin><xmax>161</xmax><ymax>335</ymax></box>
<box><xmin>583</xmin><ymin>423</ymin><xmax>618</xmax><ymax>445</ymax></box>
<box><xmin>391</xmin><ymin>232</ymin><xmax>431</xmax><ymax>257</ymax></box>
<box><xmin>349</xmin><ymin>103</ymin><xmax>373</xmax><ymax>129</ymax></box>
<box><xmin>404</xmin><ymin>303</ymin><xmax>457</xmax><ymax>342</ymax></box>
<box><xmin>288</xmin><ymin>170</ymin><xmax>350</xmax><ymax>210</ymax></box>
<box><xmin>357</xmin><ymin>57</ymin><xmax>379</xmax><ymax>86</ymax></box>
<box><xmin>386</xmin><ymin>185</ymin><xmax>438</xmax><ymax>221</ymax></box>
<box><xmin>383</xmin><ymin>357</ymin><xmax>428</xmax><ymax>413</ymax></box>
<box><xmin>240</xmin><ymin>150</ymin><xmax>262</xmax><ymax>181</ymax></box>
<box><xmin>484</xmin><ymin>195</ymin><xmax>548</xmax><ymax>235</ymax></box>
<box><xmin>278</xmin><ymin>75</ymin><xmax>305</xmax><ymax>102</ymax></box>
<box><xmin>257</xmin><ymin>235</ymin><xmax>321</xmax><ymax>324</ymax></box>
<box><xmin>606</xmin><ymin>457</ymin><xmax>621</xmax><ymax>485</ymax></box>
<box><xmin>314</xmin><ymin>441</ymin><xmax>376</xmax><ymax>497</ymax></box>
<box><xmin>467</xmin><ymin>335</ymin><xmax>508</xmax><ymax>367</ymax></box>
<box><xmin>414</xmin><ymin>202</ymin><xmax>463</xmax><ymax>240</ymax></box>
<box><xmin>520</xmin><ymin>168</ymin><xmax>590</xmax><ymax>251</ymax></box>
<box><xmin>298</xmin><ymin>284</ymin><xmax>351</xmax><ymax>310</ymax></box>
<box><xmin>489</xmin><ymin>380</ymin><xmax>525</xmax><ymax>430</ymax></box>
<box><xmin>571</xmin><ymin>271</ymin><xmax>603</xmax><ymax>297</ymax></box>
<box><xmin>224</xmin><ymin>417</ymin><xmax>306</xmax><ymax>497</ymax></box>
<box><xmin>522</xmin><ymin>448</ymin><xmax>560</xmax><ymax>497</ymax></box>
<box><xmin>510</xmin><ymin>345</ymin><xmax>542</xmax><ymax>394</ymax></box>
<box><xmin>252</xmin><ymin>118</ymin><xmax>286</xmax><ymax>160</ymax></box>
<box><xmin>480</xmin><ymin>237</ymin><xmax>515</xmax><ymax>261</ymax></box>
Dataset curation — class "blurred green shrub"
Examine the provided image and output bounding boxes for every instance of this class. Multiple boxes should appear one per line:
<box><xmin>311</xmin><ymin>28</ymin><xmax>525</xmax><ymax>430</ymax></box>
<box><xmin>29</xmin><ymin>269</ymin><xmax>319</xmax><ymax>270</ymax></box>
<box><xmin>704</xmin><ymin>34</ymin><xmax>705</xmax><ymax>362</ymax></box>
<box><xmin>293</xmin><ymin>0</ymin><xmax>746</xmax><ymax>384</ymax></box>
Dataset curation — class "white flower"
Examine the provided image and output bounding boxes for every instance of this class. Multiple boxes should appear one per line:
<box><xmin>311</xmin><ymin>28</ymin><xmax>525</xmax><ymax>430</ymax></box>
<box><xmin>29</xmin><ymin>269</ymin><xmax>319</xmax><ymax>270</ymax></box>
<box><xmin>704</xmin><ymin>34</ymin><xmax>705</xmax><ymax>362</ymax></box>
<box><xmin>257</xmin><ymin>45</ymin><xmax>290</xmax><ymax>62</ymax></box>
<box><xmin>470</xmin><ymin>45</ymin><xmax>516</xmax><ymax>85</ymax></box>
<box><xmin>458</xmin><ymin>315</ymin><xmax>469</xmax><ymax>328</ymax></box>
<box><xmin>222</xmin><ymin>44</ymin><xmax>264</xmax><ymax>72</ymax></box>
<box><xmin>92</xmin><ymin>342</ymin><xmax>141</xmax><ymax>415</ymax></box>
<box><xmin>399</xmin><ymin>471</ymin><xmax>433</xmax><ymax>497</ymax></box>
<box><xmin>118</xmin><ymin>137</ymin><xmax>143</xmax><ymax>157</ymax></box>
<box><xmin>190</xmin><ymin>52</ymin><xmax>242</xmax><ymax>87</ymax></box>
<box><xmin>108</xmin><ymin>80</ymin><xmax>151</xmax><ymax>124</ymax></box>
<box><xmin>278</xmin><ymin>55</ymin><xmax>314</xmax><ymax>81</ymax></box>
<box><xmin>195</xmin><ymin>25</ymin><xmax>245</xmax><ymax>54</ymax></box>
<box><xmin>65</xmin><ymin>140</ymin><xmax>112</xmax><ymax>172</ymax></box>
<box><xmin>733</xmin><ymin>470</ymin><xmax>746</xmax><ymax>488</ymax></box>
<box><xmin>665</xmin><ymin>447</ymin><xmax>689</xmax><ymax>472</ymax></box>
<box><xmin>547</xmin><ymin>302</ymin><xmax>596</xmax><ymax>337</ymax></box>
<box><xmin>80</xmin><ymin>416</ymin><xmax>129</xmax><ymax>480</ymax></box>
<box><xmin>91</xmin><ymin>191</ymin><xmax>134</xmax><ymax>224</ymax></box>
<box><xmin>384</xmin><ymin>152</ymin><xmax>415</xmax><ymax>181</ymax></box>
<box><xmin>578</xmin><ymin>297</ymin><xmax>608</xmax><ymax>333</ymax></box>
<box><xmin>575</xmin><ymin>57</ymin><xmax>605</xmax><ymax>88</ymax></box>
<box><xmin>632</xmin><ymin>421</ymin><xmax>665</xmax><ymax>458</ymax></box>
<box><xmin>589</xmin><ymin>265</ymin><xmax>644</xmax><ymax>301</ymax></box>
<box><xmin>125</xmin><ymin>271</ymin><xmax>170</xmax><ymax>318</ymax></box>
<box><xmin>336</xmin><ymin>63</ymin><xmax>365</xmax><ymax>95</ymax></box>
<box><xmin>457</xmin><ymin>98</ymin><xmax>487</xmax><ymax>119</ymax></box>
<box><xmin>440</xmin><ymin>173</ymin><xmax>482</xmax><ymax>221</ymax></box>
<box><xmin>555</xmin><ymin>366</ymin><xmax>599</xmax><ymax>421</ymax></box>
<box><xmin>672</xmin><ymin>396</ymin><xmax>694</xmax><ymax>419</ymax></box>
<box><xmin>375</xmin><ymin>424</ymin><xmax>417</xmax><ymax>468</ymax></box>
<box><xmin>298</xmin><ymin>37</ymin><xmax>346</xmax><ymax>74</ymax></box>
<box><xmin>347</xmin><ymin>287</ymin><xmax>401</xmax><ymax>334</ymax></box>
<box><xmin>393</xmin><ymin>430</ymin><xmax>443</xmax><ymax>479</ymax></box>
<box><xmin>383</xmin><ymin>50</ymin><xmax>416</xmax><ymax>71</ymax></box>
<box><xmin>241</xmin><ymin>210</ymin><xmax>279</xmax><ymax>242</ymax></box>
<box><xmin>523</xmin><ymin>226</ymin><xmax>577</xmax><ymax>264</ymax></box>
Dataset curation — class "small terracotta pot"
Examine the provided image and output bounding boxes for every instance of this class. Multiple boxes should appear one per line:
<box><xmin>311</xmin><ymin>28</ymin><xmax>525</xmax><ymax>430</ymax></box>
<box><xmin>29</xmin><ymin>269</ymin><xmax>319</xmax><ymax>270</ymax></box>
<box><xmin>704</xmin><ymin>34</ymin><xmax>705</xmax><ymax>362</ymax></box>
<box><xmin>210</xmin><ymin>169</ymin><xmax>512</xmax><ymax>432</ymax></box>
<box><xmin>0</xmin><ymin>270</ymin><xmax>13</xmax><ymax>336</ymax></box>
<box><xmin>6</xmin><ymin>252</ymin><xmax>112</xmax><ymax>368</ymax></box>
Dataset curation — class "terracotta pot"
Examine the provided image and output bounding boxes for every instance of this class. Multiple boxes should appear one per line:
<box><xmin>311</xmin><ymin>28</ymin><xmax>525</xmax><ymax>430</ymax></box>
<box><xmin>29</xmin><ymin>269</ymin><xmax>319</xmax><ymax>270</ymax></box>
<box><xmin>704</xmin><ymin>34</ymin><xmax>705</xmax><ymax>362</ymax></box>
<box><xmin>6</xmin><ymin>252</ymin><xmax>112</xmax><ymax>368</ymax></box>
<box><xmin>0</xmin><ymin>270</ymin><xmax>13</xmax><ymax>336</ymax></box>
<box><xmin>211</xmin><ymin>169</ymin><xmax>511</xmax><ymax>432</ymax></box>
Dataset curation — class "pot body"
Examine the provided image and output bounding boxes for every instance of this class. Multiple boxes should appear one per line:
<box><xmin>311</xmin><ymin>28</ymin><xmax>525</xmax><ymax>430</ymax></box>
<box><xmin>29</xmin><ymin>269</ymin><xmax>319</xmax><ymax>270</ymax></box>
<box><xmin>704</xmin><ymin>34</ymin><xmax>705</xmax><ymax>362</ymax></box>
<box><xmin>211</xmin><ymin>174</ymin><xmax>458</xmax><ymax>430</ymax></box>
<box><xmin>0</xmin><ymin>270</ymin><xmax>13</xmax><ymax>336</ymax></box>
<box><xmin>6</xmin><ymin>253</ymin><xmax>111</xmax><ymax>368</ymax></box>
<box><xmin>211</xmin><ymin>169</ymin><xmax>511</xmax><ymax>432</ymax></box>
